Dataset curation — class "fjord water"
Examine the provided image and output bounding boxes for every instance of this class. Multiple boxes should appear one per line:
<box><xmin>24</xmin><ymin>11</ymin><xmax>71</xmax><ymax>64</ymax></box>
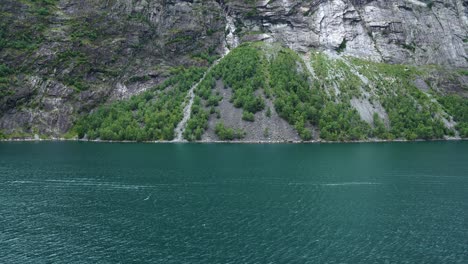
<box><xmin>0</xmin><ymin>142</ymin><xmax>467</xmax><ymax>263</ymax></box>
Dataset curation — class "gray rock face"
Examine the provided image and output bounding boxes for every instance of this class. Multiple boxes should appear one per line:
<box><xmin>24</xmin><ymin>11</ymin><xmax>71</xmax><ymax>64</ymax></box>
<box><xmin>224</xmin><ymin>0</ymin><xmax>468</xmax><ymax>66</ymax></box>
<box><xmin>202</xmin><ymin>80</ymin><xmax>301</xmax><ymax>142</ymax></box>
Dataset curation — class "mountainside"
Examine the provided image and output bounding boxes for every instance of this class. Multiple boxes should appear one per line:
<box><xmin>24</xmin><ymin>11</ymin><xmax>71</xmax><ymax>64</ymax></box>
<box><xmin>225</xmin><ymin>0</ymin><xmax>468</xmax><ymax>66</ymax></box>
<box><xmin>0</xmin><ymin>0</ymin><xmax>467</xmax><ymax>141</ymax></box>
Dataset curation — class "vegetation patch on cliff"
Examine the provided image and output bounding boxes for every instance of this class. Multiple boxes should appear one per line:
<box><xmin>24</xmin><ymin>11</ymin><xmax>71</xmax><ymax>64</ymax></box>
<box><xmin>72</xmin><ymin>67</ymin><xmax>205</xmax><ymax>141</ymax></box>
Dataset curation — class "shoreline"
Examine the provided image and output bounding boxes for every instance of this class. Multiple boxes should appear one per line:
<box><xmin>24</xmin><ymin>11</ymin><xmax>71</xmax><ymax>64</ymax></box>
<box><xmin>1</xmin><ymin>137</ymin><xmax>466</xmax><ymax>144</ymax></box>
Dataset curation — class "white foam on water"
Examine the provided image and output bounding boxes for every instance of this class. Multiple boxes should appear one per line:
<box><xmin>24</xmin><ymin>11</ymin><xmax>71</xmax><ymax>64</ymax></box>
<box><xmin>8</xmin><ymin>180</ymin><xmax>36</xmax><ymax>184</ymax></box>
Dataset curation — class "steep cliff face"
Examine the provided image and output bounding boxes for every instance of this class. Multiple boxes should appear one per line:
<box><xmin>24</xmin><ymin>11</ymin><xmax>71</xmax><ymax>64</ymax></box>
<box><xmin>0</xmin><ymin>0</ymin><xmax>467</xmax><ymax>139</ymax></box>
<box><xmin>0</xmin><ymin>0</ymin><xmax>225</xmax><ymax>135</ymax></box>
<box><xmin>223</xmin><ymin>0</ymin><xmax>468</xmax><ymax>66</ymax></box>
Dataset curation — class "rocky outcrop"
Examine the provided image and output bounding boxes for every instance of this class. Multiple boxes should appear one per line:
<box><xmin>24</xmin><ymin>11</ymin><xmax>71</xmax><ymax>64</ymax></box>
<box><xmin>223</xmin><ymin>0</ymin><xmax>468</xmax><ymax>66</ymax></box>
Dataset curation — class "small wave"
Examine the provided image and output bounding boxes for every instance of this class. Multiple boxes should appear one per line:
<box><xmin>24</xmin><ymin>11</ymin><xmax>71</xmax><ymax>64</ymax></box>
<box><xmin>8</xmin><ymin>180</ymin><xmax>36</xmax><ymax>184</ymax></box>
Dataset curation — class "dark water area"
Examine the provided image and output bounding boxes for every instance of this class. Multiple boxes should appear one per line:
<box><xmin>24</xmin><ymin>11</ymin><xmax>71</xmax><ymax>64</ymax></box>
<box><xmin>0</xmin><ymin>141</ymin><xmax>467</xmax><ymax>263</ymax></box>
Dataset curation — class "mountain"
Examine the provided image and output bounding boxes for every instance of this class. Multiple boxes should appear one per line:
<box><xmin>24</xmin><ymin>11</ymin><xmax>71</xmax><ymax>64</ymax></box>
<box><xmin>0</xmin><ymin>0</ymin><xmax>467</xmax><ymax>141</ymax></box>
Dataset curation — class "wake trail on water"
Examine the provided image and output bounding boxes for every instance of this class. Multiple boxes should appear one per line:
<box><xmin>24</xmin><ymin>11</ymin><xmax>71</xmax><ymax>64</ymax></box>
<box><xmin>288</xmin><ymin>182</ymin><xmax>382</xmax><ymax>186</ymax></box>
<box><xmin>7</xmin><ymin>180</ymin><xmax>219</xmax><ymax>190</ymax></box>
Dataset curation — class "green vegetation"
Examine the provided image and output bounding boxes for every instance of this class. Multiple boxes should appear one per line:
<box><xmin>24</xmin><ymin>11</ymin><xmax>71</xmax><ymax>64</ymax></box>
<box><xmin>166</xmin><ymin>34</ymin><xmax>194</xmax><ymax>45</ymax></box>
<box><xmin>184</xmin><ymin>43</ymin><xmax>267</xmax><ymax>141</ymax></box>
<box><xmin>127</xmin><ymin>12</ymin><xmax>150</xmax><ymax>25</ymax></box>
<box><xmin>402</xmin><ymin>42</ymin><xmax>416</xmax><ymax>53</ymax></box>
<box><xmin>1</xmin><ymin>1</ymin><xmax>111</xmax><ymax>95</ymax></box>
<box><xmin>183</xmin><ymin>44</ymin><xmax>463</xmax><ymax>142</ymax></box>
<box><xmin>382</xmin><ymin>93</ymin><xmax>446</xmax><ymax>140</ymax></box>
<box><xmin>69</xmin><ymin>20</ymin><xmax>99</xmax><ymax>43</ymax></box>
<box><xmin>52</xmin><ymin>50</ymin><xmax>91</xmax><ymax>91</ymax></box>
<box><xmin>305</xmin><ymin>51</ymin><xmax>373</xmax><ymax>141</ymax></box>
<box><xmin>270</xmin><ymin>49</ymin><xmax>322</xmax><ymax>140</ymax></box>
<box><xmin>0</xmin><ymin>0</ymin><xmax>59</xmax><ymax>51</ymax></box>
<box><xmin>0</xmin><ymin>64</ymin><xmax>15</xmax><ymax>98</ymax></box>
<box><xmin>427</xmin><ymin>1</ymin><xmax>435</xmax><ymax>9</ymax></box>
<box><xmin>72</xmin><ymin>67</ymin><xmax>205</xmax><ymax>141</ymax></box>
<box><xmin>266</xmin><ymin>107</ymin><xmax>271</xmax><ymax>118</ymax></box>
<box><xmin>183</xmin><ymin>96</ymin><xmax>210</xmax><ymax>141</ymax></box>
<box><xmin>245</xmin><ymin>8</ymin><xmax>258</xmax><ymax>18</ymax></box>
<box><xmin>285</xmin><ymin>49</ymin><xmax>458</xmax><ymax>141</ymax></box>
<box><xmin>126</xmin><ymin>75</ymin><xmax>151</xmax><ymax>85</ymax></box>
<box><xmin>215</xmin><ymin>122</ymin><xmax>245</xmax><ymax>140</ymax></box>
<box><xmin>319</xmin><ymin>103</ymin><xmax>371</xmax><ymax>141</ymax></box>
<box><xmin>183</xmin><ymin>72</ymin><xmax>219</xmax><ymax>141</ymax></box>
<box><xmin>192</xmin><ymin>51</ymin><xmax>219</xmax><ymax>64</ymax></box>
<box><xmin>0</xmin><ymin>130</ymin><xmax>33</xmax><ymax>140</ymax></box>
<box><xmin>242</xmin><ymin>111</ymin><xmax>255</xmax><ymax>122</ymax></box>
<box><xmin>212</xmin><ymin>44</ymin><xmax>265</xmax><ymax>115</ymax></box>
<box><xmin>336</xmin><ymin>39</ymin><xmax>347</xmax><ymax>53</ymax></box>
<box><xmin>372</xmin><ymin>113</ymin><xmax>389</xmax><ymax>139</ymax></box>
<box><xmin>437</xmin><ymin>95</ymin><xmax>468</xmax><ymax>137</ymax></box>
<box><xmin>68</xmin><ymin>43</ymin><xmax>468</xmax><ymax>142</ymax></box>
<box><xmin>458</xmin><ymin>69</ymin><xmax>468</xmax><ymax>76</ymax></box>
<box><xmin>0</xmin><ymin>64</ymin><xmax>13</xmax><ymax>78</ymax></box>
<box><xmin>344</xmin><ymin>57</ymin><xmax>449</xmax><ymax>140</ymax></box>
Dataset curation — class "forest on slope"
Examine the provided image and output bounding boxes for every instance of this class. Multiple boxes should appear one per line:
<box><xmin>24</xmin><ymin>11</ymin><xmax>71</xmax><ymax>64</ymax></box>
<box><xmin>63</xmin><ymin>43</ymin><xmax>468</xmax><ymax>142</ymax></box>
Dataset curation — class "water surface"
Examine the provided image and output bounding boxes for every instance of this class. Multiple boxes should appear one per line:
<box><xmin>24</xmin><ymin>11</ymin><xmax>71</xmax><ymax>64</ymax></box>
<box><xmin>1</xmin><ymin>142</ymin><xmax>467</xmax><ymax>263</ymax></box>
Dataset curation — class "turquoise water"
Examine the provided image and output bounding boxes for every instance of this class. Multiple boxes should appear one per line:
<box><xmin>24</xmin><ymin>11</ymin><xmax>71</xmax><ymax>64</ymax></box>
<box><xmin>0</xmin><ymin>141</ymin><xmax>467</xmax><ymax>263</ymax></box>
